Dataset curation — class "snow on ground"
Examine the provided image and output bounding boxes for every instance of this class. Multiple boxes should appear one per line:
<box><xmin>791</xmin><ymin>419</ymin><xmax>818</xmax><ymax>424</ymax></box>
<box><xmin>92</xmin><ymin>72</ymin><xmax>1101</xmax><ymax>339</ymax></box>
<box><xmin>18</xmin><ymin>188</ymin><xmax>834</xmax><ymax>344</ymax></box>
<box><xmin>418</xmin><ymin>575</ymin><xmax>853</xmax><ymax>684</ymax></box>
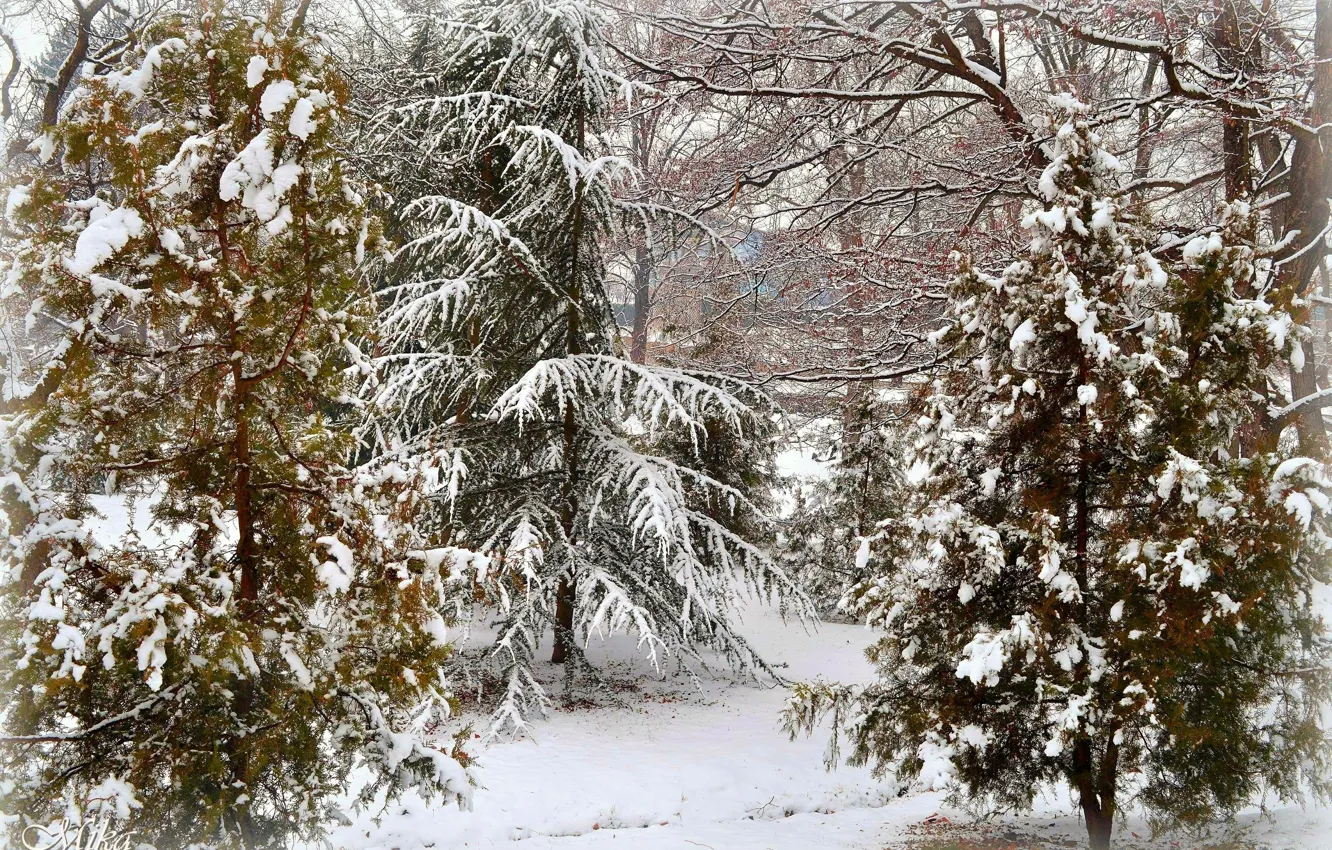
<box><xmin>328</xmin><ymin>601</ymin><xmax>1332</xmax><ymax>850</ymax></box>
<box><xmin>331</xmin><ymin>605</ymin><xmax>901</xmax><ymax>849</ymax></box>
<box><xmin>79</xmin><ymin>489</ymin><xmax>1332</xmax><ymax>849</ymax></box>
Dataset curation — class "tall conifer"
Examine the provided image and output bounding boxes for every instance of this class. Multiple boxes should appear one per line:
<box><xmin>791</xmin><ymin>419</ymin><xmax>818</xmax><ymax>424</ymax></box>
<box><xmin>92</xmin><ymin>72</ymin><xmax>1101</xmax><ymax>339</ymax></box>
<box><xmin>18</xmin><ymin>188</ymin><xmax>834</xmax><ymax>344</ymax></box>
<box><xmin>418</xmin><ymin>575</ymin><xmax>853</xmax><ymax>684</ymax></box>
<box><xmin>0</xmin><ymin>11</ymin><xmax>470</xmax><ymax>847</ymax></box>
<box><xmin>358</xmin><ymin>0</ymin><xmax>806</xmax><ymax>733</ymax></box>
<box><xmin>787</xmin><ymin>102</ymin><xmax>1332</xmax><ymax>849</ymax></box>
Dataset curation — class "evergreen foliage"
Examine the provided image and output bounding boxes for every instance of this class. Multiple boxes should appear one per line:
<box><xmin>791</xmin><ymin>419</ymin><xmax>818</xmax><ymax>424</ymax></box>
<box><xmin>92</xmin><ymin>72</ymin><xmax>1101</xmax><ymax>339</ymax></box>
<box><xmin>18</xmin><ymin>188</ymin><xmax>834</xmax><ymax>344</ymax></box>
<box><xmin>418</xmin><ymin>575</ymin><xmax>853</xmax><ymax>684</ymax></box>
<box><xmin>356</xmin><ymin>0</ymin><xmax>808</xmax><ymax>736</ymax></box>
<box><xmin>779</xmin><ymin>397</ymin><xmax>907</xmax><ymax>615</ymax></box>
<box><xmin>0</xmin><ymin>12</ymin><xmax>470</xmax><ymax>848</ymax></box>
<box><xmin>785</xmin><ymin>102</ymin><xmax>1332</xmax><ymax>850</ymax></box>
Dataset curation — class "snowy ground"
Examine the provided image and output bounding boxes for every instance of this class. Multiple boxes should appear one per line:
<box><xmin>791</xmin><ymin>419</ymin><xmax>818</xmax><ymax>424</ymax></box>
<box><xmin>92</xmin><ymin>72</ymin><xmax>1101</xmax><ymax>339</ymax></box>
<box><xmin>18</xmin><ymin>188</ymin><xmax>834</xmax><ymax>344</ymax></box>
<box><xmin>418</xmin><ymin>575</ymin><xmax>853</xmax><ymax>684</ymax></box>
<box><xmin>80</xmin><ymin>466</ymin><xmax>1332</xmax><ymax>849</ymax></box>
<box><xmin>327</xmin><ymin>601</ymin><xmax>1332</xmax><ymax>850</ymax></box>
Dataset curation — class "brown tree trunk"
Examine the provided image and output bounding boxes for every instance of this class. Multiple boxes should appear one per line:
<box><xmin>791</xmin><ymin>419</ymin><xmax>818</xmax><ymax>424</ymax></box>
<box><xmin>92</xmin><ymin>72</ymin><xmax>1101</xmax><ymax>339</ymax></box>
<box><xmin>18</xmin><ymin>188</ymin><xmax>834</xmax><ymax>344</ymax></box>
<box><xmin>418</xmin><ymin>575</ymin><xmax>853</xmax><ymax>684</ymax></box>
<box><xmin>1082</xmin><ymin>799</ymin><xmax>1113</xmax><ymax>850</ymax></box>
<box><xmin>1130</xmin><ymin>55</ymin><xmax>1159</xmax><ymax>203</ymax></box>
<box><xmin>235</xmin><ymin>380</ymin><xmax>258</xmax><ymax>608</ymax></box>
<box><xmin>629</xmin><ymin>109</ymin><xmax>653</xmax><ymax>366</ymax></box>
<box><xmin>230</xmin><ymin>346</ymin><xmax>261</xmax><ymax>845</ymax></box>
<box><xmin>214</xmin><ymin>165</ymin><xmax>259</xmax><ymax>840</ymax></box>
<box><xmin>552</xmin><ymin>364</ymin><xmax>578</xmax><ymax>664</ymax></box>
<box><xmin>1072</xmin><ymin>347</ymin><xmax>1116</xmax><ymax>850</ymax></box>
<box><xmin>843</xmin><ymin>286</ymin><xmax>867</xmax><ymax>450</ymax></box>
<box><xmin>40</xmin><ymin>0</ymin><xmax>111</xmax><ymax>128</ymax></box>
<box><xmin>552</xmin><ymin>572</ymin><xmax>575</xmax><ymax>664</ymax></box>
<box><xmin>1275</xmin><ymin>0</ymin><xmax>1332</xmax><ymax>450</ymax></box>
<box><xmin>1291</xmin><ymin>339</ymin><xmax>1328</xmax><ymax>454</ymax></box>
<box><xmin>630</xmin><ymin>244</ymin><xmax>650</xmax><ymax>364</ymax></box>
<box><xmin>1075</xmin><ymin>353</ymin><xmax>1090</xmax><ymax>619</ymax></box>
<box><xmin>1221</xmin><ymin>112</ymin><xmax>1250</xmax><ymax>200</ymax></box>
<box><xmin>1212</xmin><ymin>1</ymin><xmax>1254</xmax><ymax>201</ymax></box>
<box><xmin>835</xmin><ymin>147</ymin><xmax>868</xmax><ymax>452</ymax></box>
<box><xmin>1073</xmin><ymin>737</ymin><xmax>1117</xmax><ymax>850</ymax></box>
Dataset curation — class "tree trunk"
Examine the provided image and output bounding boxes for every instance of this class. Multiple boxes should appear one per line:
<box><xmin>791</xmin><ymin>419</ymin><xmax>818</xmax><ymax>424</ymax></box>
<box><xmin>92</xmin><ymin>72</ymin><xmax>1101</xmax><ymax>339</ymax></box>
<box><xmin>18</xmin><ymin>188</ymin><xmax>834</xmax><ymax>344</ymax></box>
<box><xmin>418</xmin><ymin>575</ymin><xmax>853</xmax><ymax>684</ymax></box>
<box><xmin>219</xmin><ymin>188</ymin><xmax>258</xmax><ymax>843</ymax></box>
<box><xmin>1130</xmin><ymin>55</ymin><xmax>1159</xmax><ymax>203</ymax></box>
<box><xmin>1275</xmin><ymin>0</ymin><xmax>1331</xmax><ymax>449</ymax></box>
<box><xmin>231</xmin><ymin>347</ymin><xmax>261</xmax><ymax>844</ymax></box>
<box><xmin>1073</xmin><ymin>737</ymin><xmax>1116</xmax><ymax>850</ymax></box>
<box><xmin>553</xmin><ymin>393</ymin><xmax>578</xmax><ymax>664</ymax></box>
<box><xmin>835</xmin><ymin>148</ymin><xmax>868</xmax><ymax>453</ymax></box>
<box><xmin>843</xmin><ymin>287</ymin><xmax>867</xmax><ymax>450</ymax></box>
<box><xmin>554</xmin><ymin>102</ymin><xmax>586</xmax><ymax>664</ymax></box>
<box><xmin>1072</xmin><ymin>348</ymin><xmax>1114</xmax><ymax>850</ymax></box>
<box><xmin>40</xmin><ymin>0</ymin><xmax>110</xmax><ymax>128</ymax></box>
<box><xmin>235</xmin><ymin>380</ymin><xmax>258</xmax><ymax>609</ymax></box>
<box><xmin>1075</xmin><ymin>353</ymin><xmax>1090</xmax><ymax>618</ymax></box>
<box><xmin>551</xmin><ymin>573</ymin><xmax>575</xmax><ymax>664</ymax></box>
<box><xmin>1292</xmin><ymin>339</ymin><xmax>1328</xmax><ymax>454</ymax></box>
<box><xmin>1082</xmin><ymin>801</ymin><xmax>1113</xmax><ymax>850</ymax></box>
<box><xmin>227</xmin><ymin>368</ymin><xmax>260</xmax><ymax>847</ymax></box>
<box><xmin>1212</xmin><ymin>2</ymin><xmax>1253</xmax><ymax>201</ymax></box>
<box><xmin>629</xmin><ymin>109</ymin><xmax>652</xmax><ymax>366</ymax></box>
<box><xmin>630</xmin><ymin>244</ymin><xmax>650</xmax><ymax>364</ymax></box>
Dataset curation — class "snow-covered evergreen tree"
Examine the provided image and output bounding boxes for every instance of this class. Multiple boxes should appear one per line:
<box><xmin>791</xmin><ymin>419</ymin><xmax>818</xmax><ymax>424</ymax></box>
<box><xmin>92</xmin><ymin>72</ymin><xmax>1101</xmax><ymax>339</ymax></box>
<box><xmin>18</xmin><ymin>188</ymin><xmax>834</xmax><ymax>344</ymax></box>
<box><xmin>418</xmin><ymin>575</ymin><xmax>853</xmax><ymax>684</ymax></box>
<box><xmin>786</xmin><ymin>102</ymin><xmax>1332</xmax><ymax>849</ymax></box>
<box><xmin>356</xmin><ymin>0</ymin><xmax>806</xmax><ymax>733</ymax></box>
<box><xmin>779</xmin><ymin>397</ymin><xmax>907</xmax><ymax>615</ymax></box>
<box><xmin>0</xmin><ymin>12</ymin><xmax>470</xmax><ymax>847</ymax></box>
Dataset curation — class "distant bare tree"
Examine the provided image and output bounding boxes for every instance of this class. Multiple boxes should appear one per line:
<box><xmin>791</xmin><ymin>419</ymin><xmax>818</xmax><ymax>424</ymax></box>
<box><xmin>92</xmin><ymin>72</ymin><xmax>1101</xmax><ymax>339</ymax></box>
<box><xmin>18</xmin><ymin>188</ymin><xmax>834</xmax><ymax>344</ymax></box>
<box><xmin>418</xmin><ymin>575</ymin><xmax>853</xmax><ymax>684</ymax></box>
<box><xmin>598</xmin><ymin>0</ymin><xmax>1330</xmax><ymax>445</ymax></box>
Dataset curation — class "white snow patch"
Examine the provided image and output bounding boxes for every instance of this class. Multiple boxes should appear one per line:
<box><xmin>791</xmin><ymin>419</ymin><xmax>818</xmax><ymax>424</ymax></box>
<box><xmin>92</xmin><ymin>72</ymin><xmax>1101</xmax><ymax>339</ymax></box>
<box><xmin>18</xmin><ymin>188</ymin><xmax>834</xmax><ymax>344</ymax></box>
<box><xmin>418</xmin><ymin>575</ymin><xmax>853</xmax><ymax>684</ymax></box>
<box><xmin>219</xmin><ymin>130</ymin><xmax>302</xmax><ymax>221</ymax></box>
<box><xmin>288</xmin><ymin>97</ymin><xmax>318</xmax><ymax>139</ymax></box>
<box><xmin>86</xmin><ymin>775</ymin><xmax>144</xmax><ymax>819</ymax></box>
<box><xmin>316</xmin><ymin>536</ymin><xmax>354</xmax><ymax>593</ymax></box>
<box><xmin>6</xmin><ymin>184</ymin><xmax>31</xmax><ymax>222</ymax></box>
<box><xmin>328</xmin><ymin>603</ymin><xmax>903</xmax><ymax>849</ymax></box>
<box><xmin>260</xmin><ymin>79</ymin><xmax>297</xmax><ymax>120</ymax></box>
<box><xmin>66</xmin><ymin>205</ymin><xmax>145</xmax><ymax>276</ymax></box>
<box><xmin>1009</xmin><ymin>318</ymin><xmax>1037</xmax><ymax>352</ymax></box>
<box><xmin>246</xmin><ymin>55</ymin><xmax>269</xmax><ymax>87</ymax></box>
<box><xmin>110</xmin><ymin>39</ymin><xmax>186</xmax><ymax>99</ymax></box>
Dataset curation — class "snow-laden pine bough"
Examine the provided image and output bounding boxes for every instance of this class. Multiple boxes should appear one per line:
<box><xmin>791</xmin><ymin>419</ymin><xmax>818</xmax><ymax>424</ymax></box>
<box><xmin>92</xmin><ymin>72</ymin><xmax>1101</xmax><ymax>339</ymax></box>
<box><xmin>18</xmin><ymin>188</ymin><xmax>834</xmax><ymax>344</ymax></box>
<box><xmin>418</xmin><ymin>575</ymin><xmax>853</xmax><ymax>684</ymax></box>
<box><xmin>784</xmin><ymin>101</ymin><xmax>1332</xmax><ymax>850</ymax></box>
